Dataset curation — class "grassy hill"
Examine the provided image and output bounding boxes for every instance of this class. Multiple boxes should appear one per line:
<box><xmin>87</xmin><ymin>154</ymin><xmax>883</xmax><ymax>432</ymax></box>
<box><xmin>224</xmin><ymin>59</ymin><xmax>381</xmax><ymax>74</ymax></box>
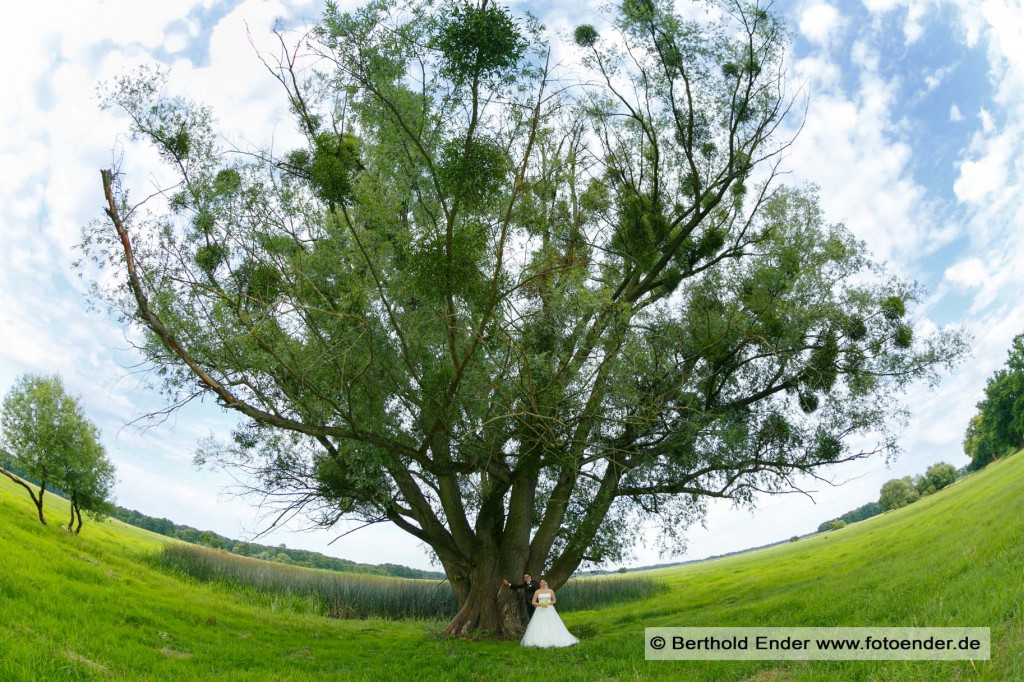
<box><xmin>1</xmin><ymin>451</ymin><xmax>1023</xmax><ymax>681</ymax></box>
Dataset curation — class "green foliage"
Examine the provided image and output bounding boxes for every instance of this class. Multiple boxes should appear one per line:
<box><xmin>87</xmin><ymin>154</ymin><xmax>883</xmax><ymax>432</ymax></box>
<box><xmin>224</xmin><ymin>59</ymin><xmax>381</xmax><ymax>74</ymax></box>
<box><xmin>918</xmin><ymin>462</ymin><xmax>957</xmax><ymax>495</ymax></box>
<box><xmin>0</xmin><ymin>374</ymin><xmax>116</xmax><ymax>529</ymax></box>
<box><xmin>621</xmin><ymin>0</ymin><xmax>658</xmax><ymax>24</ymax></box>
<box><xmin>827</xmin><ymin>519</ymin><xmax>846</xmax><ymax>531</ymax></box>
<box><xmin>964</xmin><ymin>333</ymin><xmax>1024</xmax><ymax>469</ymax></box>
<box><xmin>233</xmin><ymin>260</ymin><xmax>281</xmax><ymax>307</ymax></box>
<box><xmin>408</xmin><ymin>221</ymin><xmax>489</xmax><ymax>307</ymax></box>
<box><xmin>557</xmin><ymin>573</ymin><xmax>667</xmax><ymax>611</ymax></box>
<box><xmin>880</xmin><ymin>295</ymin><xmax>906</xmax><ymax>321</ymax></box>
<box><xmin>213</xmin><ymin>168</ymin><xmax>243</xmax><ymax>196</ymax></box>
<box><xmin>310</xmin><ymin>132</ymin><xmax>362</xmax><ymax>206</ymax></box>
<box><xmin>65</xmin><ymin>446</ymin><xmax>116</xmax><ymax>530</ymax></box>
<box><xmin>438</xmin><ymin>137</ymin><xmax>506</xmax><ymax>207</ymax></box>
<box><xmin>194</xmin><ymin>243</ymin><xmax>227</xmax><ymax>274</ymax></box>
<box><xmin>432</xmin><ymin>2</ymin><xmax>527</xmax><ymax>85</ymax></box>
<box><xmin>100</xmin><ymin>65</ymin><xmax>216</xmax><ymax>169</ymax></box>
<box><xmin>194</xmin><ymin>209</ymin><xmax>216</xmax><ymax>235</ymax></box>
<box><xmin>964</xmin><ymin>413</ymin><xmax>1003</xmax><ymax>470</ymax></box>
<box><xmin>844</xmin><ymin>314</ymin><xmax>867</xmax><ymax>341</ymax></box>
<box><xmin>879</xmin><ymin>476</ymin><xmax>920</xmax><ymax>511</ymax></box>
<box><xmin>611</xmin><ymin>190</ymin><xmax>669</xmax><ymax>268</ymax></box>
<box><xmin>574</xmin><ymin>24</ymin><xmax>599</xmax><ymax>48</ymax></box>
<box><xmin>893</xmin><ymin>323</ymin><xmax>914</xmax><ymax>348</ymax></box>
<box><xmin>817</xmin><ymin>501</ymin><xmax>884</xmax><ymax>532</ymax></box>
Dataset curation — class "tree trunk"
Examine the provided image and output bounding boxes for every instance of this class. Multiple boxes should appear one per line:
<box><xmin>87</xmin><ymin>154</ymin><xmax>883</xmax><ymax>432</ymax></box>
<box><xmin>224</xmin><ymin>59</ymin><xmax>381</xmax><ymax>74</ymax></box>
<box><xmin>0</xmin><ymin>468</ymin><xmax>46</xmax><ymax>525</ymax></box>
<box><xmin>34</xmin><ymin>483</ymin><xmax>46</xmax><ymax>526</ymax></box>
<box><xmin>73</xmin><ymin>501</ymin><xmax>83</xmax><ymax>535</ymax></box>
<box><xmin>442</xmin><ymin>553</ymin><xmax>529</xmax><ymax>639</ymax></box>
<box><xmin>67</xmin><ymin>492</ymin><xmax>77</xmax><ymax>533</ymax></box>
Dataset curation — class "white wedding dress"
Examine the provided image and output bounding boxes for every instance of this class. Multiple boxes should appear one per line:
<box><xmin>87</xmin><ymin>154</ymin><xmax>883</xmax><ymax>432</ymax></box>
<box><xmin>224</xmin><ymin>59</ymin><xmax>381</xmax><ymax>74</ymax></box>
<box><xmin>520</xmin><ymin>592</ymin><xmax>579</xmax><ymax>648</ymax></box>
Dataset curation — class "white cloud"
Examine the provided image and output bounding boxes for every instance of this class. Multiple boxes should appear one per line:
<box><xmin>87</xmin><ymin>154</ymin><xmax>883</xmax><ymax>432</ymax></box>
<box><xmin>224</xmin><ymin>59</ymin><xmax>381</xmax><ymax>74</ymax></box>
<box><xmin>923</xmin><ymin>63</ymin><xmax>956</xmax><ymax>92</ymax></box>
<box><xmin>793</xmin><ymin>54</ymin><xmax>843</xmax><ymax>88</ymax></box>
<box><xmin>949</xmin><ymin>103</ymin><xmax>964</xmax><ymax>121</ymax></box>
<box><xmin>163</xmin><ymin>23</ymin><xmax>197</xmax><ymax>54</ymax></box>
<box><xmin>862</xmin><ymin>0</ymin><xmax>902</xmax><ymax>11</ymax></box>
<box><xmin>782</xmin><ymin>50</ymin><xmax>940</xmax><ymax>270</ymax></box>
<box><xmin>976</xmin><ymin>0</ymin><xmax>1024</xmax><ymax>106</ymax></box>
<box><xmin>903</xmin><ymin>0</ymin><xmax>927</xmax><ymax>44</ymax></box>
<box><xmin>953</xmin><ymin>136</ymin><xmax>1010</xmax><ymax>203</ymax></box>
<box><xmin>799</xmin><ymin>2</ymin><xmax>843</xmax><ymax>47</ymax></box>
<box><xmin>979</xmin><ymin>108</ymin><xmax>995</xmax><ymax>134</ymax></box>
<box><xmin>943</xmin><ymin>257</ymin><xmax>988</xmax><ymax>288</ymax></box>
<box><xmin>949</xmin><ymin>0</ymin><xmax>985</xmax><ymax>47</ymax></box>
<box><xmin>859</xmin><ymin>0</ymin><xmax>932</xmax><ymax>45</ymax></box>
<box><xmin>938</xmin><ymin>2</ymin><xmax>1024</xmax><ymax>321</ymax></box>
<box><xmin>850</xmin><ymin>38</ymin><xmax>880</xmax><ymax>72</ymax></box>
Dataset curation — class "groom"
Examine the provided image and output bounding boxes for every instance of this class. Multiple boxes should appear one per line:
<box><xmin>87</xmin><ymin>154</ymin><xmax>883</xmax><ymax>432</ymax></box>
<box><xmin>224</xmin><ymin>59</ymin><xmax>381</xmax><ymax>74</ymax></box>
<box><xmin>502</xmin><ymin>572</ymin><xmax>540</xmax><ymax>620</ymax></box>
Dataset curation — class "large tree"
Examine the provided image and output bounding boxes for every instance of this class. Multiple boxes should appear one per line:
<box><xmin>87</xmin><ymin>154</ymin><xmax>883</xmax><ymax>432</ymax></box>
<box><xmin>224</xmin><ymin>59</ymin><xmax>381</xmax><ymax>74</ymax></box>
<box><xmin>84</xmin><ymin>0</ymin><xmax>964</xmax><ymax>637</ymax></box>
<box><xmin>0</xmin><ymin>374</ymin><xmax>115</xmax><ymax>530</ymax></box>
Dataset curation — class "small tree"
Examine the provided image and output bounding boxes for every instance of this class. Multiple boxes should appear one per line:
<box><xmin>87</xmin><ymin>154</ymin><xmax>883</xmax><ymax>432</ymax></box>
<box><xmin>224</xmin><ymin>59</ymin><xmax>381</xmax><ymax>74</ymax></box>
<box><xmin>918</xmin><ymin>462</ymin><xmax>957</xmax><ymax>496</ymax></box>
<box><xmin>0</xmin><ymin>374</ymin><xmax>116</xmax><ymax>529</ymax></box>
<box><xmin>879</xmin><ymin>477</ymin><xmax>919</xmax><ymax>511</ymax></box>
<box><xmin>64</xmin><ymin>436</ymin><xmax>117</xmax><ymax>534</ymax></box>
<box><xmin>199</xmin><ymin>531</ymin><xmax>227</xmax><ymax>549</ymax></box>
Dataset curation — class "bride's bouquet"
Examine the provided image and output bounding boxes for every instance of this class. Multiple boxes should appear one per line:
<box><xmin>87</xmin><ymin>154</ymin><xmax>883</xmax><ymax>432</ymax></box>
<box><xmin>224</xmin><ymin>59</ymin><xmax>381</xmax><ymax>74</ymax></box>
<box><xmin>537</xmin><ymin>593</ymin><xmax>552</xmax><ymax>608</ymax></box>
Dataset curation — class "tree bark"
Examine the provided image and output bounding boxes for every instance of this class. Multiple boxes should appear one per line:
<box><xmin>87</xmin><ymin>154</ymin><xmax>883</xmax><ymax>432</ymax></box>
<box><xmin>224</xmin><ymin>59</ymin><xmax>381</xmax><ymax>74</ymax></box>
<box><xmin>441</xmin><ymin>551</ymin><xmax>530</xmax><ymax>639</ymax></box>
<box><xmin>67</xmin><ymin>492</ymin><xmax>77</xmax><ymax>533</ymax></box>
<box><xmin>0</xmin><ymin>467</ymin><xmax>47</xmax><ymax>525</ymax></box>
<box><xmin>34</xmin><ymin>485</ymin><xmax>46</xmax><ymax>526</ymax></box>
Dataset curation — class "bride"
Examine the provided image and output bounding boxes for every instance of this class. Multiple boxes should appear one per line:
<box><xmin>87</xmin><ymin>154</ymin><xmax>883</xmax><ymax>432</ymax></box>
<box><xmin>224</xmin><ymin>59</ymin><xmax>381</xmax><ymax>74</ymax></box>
<box><xmin>520</xmin><ymin>578</ymin><xmax>579</xmax><ymax>648</ymax></box>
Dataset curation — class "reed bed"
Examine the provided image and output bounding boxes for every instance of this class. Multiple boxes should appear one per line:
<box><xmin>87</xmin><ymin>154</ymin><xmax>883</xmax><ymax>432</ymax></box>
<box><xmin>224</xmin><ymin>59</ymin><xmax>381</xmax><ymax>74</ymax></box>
<box><xmin>157</xmin><ymin>544</ymin><xmax>666</xmax><ymax>620</ymax></box>
<box><xmin>158</xmin><ymin>544</ymin><xmax>456</xmax><ymax>619</ymax></box>
<box><xmin>554</xmin><ymin>573</ymin><xmax>668</xmax><ymax>611</ymax></box>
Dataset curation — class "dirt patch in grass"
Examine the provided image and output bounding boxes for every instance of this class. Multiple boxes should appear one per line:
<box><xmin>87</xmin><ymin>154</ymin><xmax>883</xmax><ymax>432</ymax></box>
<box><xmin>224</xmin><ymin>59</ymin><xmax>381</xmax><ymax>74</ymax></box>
<box><xmin>66</xmin><ymin>649</ymin><xmax>108</xmax><ymax>674</ymax></box>
<box><xmin>741</xmin><ymin>664</ymin><xmax>795</xmax><ymax>681</ymax></box>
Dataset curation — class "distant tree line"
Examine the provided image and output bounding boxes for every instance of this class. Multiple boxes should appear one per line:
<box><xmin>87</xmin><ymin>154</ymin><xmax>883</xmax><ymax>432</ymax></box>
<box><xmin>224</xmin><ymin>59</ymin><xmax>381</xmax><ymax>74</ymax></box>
<box><xmin>817</xmin><ymin>461</ymin><xmax>960</xmax><ymax>532</ymax></box>
<box><xmin>963</xmin><ymin>333</ymin><xmax>1024</xmax><ymax>470</ymax></box>
<box><xmin>815</xmin><ymin>501</ymin><xmax>884</xmax><ymax>533</ymax></box>
<box><xmin>110</xmin><ymin>506</ymin><xmax>445</xmax><ymax>579</ymax></box>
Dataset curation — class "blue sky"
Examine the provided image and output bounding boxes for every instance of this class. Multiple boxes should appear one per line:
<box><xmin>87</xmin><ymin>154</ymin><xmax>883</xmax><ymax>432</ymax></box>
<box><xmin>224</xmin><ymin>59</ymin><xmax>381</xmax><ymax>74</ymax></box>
<box><xmin>1</xmin><ymin>0</ymin><xmax>1022</xmax><ymax>570</ymax></box>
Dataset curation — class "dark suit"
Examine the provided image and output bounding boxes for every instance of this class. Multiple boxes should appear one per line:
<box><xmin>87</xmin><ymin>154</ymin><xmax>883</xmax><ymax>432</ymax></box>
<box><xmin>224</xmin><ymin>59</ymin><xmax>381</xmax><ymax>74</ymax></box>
<box><xmin>508</xmin><ymin>579</ymin><xmax>540</xmax><ymax>618</ymax></box>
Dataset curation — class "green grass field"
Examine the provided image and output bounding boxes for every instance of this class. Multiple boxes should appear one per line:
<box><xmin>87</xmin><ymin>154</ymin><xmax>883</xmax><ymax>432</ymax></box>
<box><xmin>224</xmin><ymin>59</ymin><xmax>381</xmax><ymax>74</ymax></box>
<box><xmin>1</xmin><ymin>451</ymin><xmax>1022</xmax><ymax>681</ymax></box>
